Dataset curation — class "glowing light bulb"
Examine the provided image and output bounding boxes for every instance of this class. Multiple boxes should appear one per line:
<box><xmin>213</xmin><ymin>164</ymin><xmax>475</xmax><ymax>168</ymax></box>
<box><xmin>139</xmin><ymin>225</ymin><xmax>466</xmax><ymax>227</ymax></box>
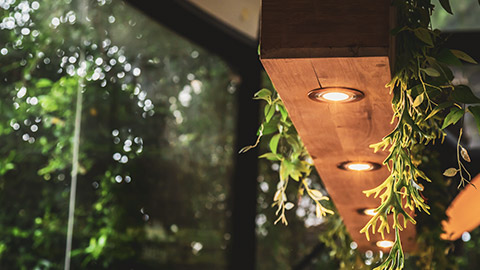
<box><xmin>321</xmin><ymin>92</ymin><xmax>350</xmax><ymax>101</ymax></box>
<box><xmin>376</xmin><ymin>240</ymin><xmax>394</xmax><ymax>248</ymax></box>
<box><xmin>338</xmin><ymin>161</ymin><xmax>381</xmax><ymax>171</ymax></box>
<box><xmin>308</xmin><ymin>87</ymin><xmax>364</xmax><ymax>103</ymax></box>
<box><xmin>363</xmin><ymin>208</ymin><xmax>377</xmax><ymax>216</ymax></box>
<box><xmin>346</xmin><ymin>163</ymin><xmax>373</xmax><ymax>171</ymax></box>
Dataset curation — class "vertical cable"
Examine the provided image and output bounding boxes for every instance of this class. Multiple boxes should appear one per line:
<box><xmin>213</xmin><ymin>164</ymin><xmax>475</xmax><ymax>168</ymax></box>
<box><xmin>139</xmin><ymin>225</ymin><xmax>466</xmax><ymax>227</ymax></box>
<box><xmin>64</xmin><ymin>59</ymin><xmax>84</xmax><ymax>270</ymax></box>
<box><xmin>64</xmin><ymin>1</ymin><xmax>88</xmax><ymax>268</ymax></box>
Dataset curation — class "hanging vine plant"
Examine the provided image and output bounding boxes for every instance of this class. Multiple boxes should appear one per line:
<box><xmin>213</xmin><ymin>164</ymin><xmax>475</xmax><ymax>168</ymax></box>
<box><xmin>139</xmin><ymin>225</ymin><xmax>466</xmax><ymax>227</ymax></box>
<box><xmin>242</xmin><ymin>0</ymin><xmax>480</xmax><ymax>269</ymax></box>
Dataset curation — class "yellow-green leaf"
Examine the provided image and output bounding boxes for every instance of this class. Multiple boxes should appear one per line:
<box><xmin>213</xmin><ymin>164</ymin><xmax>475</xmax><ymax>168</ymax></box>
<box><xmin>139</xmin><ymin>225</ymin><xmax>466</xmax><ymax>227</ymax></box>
<box><xmin>423</xmin><ymin>67</ymin><xmax>440</xmax><ymax>77</ymax></box>
<box><xmin>259</xmin><ymin>152</ymin><xmax>281</xmax><ymax>161</ymax></box>
<box><xmin>441</xmin><ymin>107</ymin><xmax>465</xmax><ymax>129</ymax></box>
<box><xmin>310</xmin><ymin>189</ymin><xmax>326</xmax><ymax>201</ymax></box>
<box><xmin>264</xmin><ymin>104</ymin><xmax>275</xmax><ymax>122</ymax></box>
<box><xmin>254</xmin><ymin>88</ymin><xmax>272</xmax><ymax>100</ymax></box>
<box><xmin>269</xmin><ymin>134</ymin><xmax>281</xmax><ymax>154</ymax></box>
<box><xmin>451</xmin><ymin>49</ymin><xmax>478</xmax><ymax>64</ymax></box>
<box><xmin>413</xmin><ymin>93</ymin><xmax>424</xmax><ymax>107</ymax></box>
<box><xmin>443</xmin><ymin>168</ymin><xmax>458</xmax><ymax>177</ymax></box>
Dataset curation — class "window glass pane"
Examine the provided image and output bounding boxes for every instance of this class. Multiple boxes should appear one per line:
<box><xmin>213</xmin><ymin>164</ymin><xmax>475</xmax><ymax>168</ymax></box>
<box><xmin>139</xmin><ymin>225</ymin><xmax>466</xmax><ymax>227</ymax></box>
<box><xmin>0</xmin><ymin>0</ymin><xmax>238</xmax><ymax>269</ymax></box>
<box><xmin>451</xmin><ymin>65</ymin><xmax>480</xmax><ymax>149</ymax></box>
<box><xmin>431</xmin><ymin>0</ymin><xmax>480</xmax><ymax>31</ymax></box>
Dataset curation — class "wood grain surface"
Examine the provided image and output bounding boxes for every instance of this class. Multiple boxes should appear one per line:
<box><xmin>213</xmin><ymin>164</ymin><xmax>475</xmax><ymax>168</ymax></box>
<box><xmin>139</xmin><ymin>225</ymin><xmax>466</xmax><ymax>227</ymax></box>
<box><xmin>261</xmin><ymin>56</ymin><xmax>416</xmax><ymax>252</ymax></box>
<box><xmin>261</xmin><ymin>0</ymin><xmax>391</xmax><ymax>59</ymax></box>
<box><xmin>442</xmin><ymin>174</ymin><xmax>480</xmax><ymax>241</ymax></box>
<box><xmin>260</xmin><ymin>0</ymin><xmax>418</xmax><ymax>252</ymax></box>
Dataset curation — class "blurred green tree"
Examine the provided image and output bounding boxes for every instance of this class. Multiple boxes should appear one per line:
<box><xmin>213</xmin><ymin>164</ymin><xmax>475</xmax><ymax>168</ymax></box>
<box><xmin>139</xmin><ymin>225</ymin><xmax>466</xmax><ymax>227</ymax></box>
<box><xmin>0</xmin><ymin>0</ymin><xmax>237</xmax><ymax>269</ymax></box>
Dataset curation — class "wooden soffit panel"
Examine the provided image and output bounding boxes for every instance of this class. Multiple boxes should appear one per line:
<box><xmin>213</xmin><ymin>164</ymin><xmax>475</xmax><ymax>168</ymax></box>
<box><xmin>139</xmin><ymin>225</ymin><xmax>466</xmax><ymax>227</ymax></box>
<box><xmin>442</xmin><ymin>174</ymin><xmax>480</xmax><ymax>241</ymax></box>
<box><xmin>260</xmin><ymin>0</ymin><xmax>415</xmax><ymax>251</ymax></box>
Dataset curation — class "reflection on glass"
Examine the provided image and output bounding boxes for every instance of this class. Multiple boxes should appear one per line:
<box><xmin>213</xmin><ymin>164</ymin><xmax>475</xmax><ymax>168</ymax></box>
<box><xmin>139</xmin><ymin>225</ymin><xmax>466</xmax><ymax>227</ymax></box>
<box><xmin>0</xmin><ymin>0</ymin><xmax>237</xmax><ymax>269</ymax></box>
<box><xmin>452</xmin><ymin>65</ymin><xmax>480</xmax><ymax>149</ymax></box>
<box><xmin>431</xmin><ymin>0</ymin><xmax>480</xmax><ymax>31</ymax></box>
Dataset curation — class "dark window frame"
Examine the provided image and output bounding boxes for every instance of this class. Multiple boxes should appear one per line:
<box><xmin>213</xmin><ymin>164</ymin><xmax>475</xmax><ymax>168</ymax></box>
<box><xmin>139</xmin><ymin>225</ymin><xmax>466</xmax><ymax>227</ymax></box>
<box><xmin>124</xmin><ymin>1</ymin><xmax>262</xmax><ymax>269</ymax></box>
<box><xmin>125</xmin><ymin>1</ymin><xmax>480</xmax><ymax>269</ymax></box>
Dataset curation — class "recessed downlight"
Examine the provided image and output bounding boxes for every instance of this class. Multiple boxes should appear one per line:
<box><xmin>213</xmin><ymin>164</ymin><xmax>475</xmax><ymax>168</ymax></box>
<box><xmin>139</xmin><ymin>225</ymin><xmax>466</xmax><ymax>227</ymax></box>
<box><xmin>362</xmin><ymin>208</ymin><xmax>377</xmax><ymax>216</ymax></box>
<box><xmin>376</xmin><ymin>240</ymin><xmax>394</xmax><ymax>249</ymax></box>
<box><xmin>338</xmin><ymin>161</ymin><xmax>381</xmax><ymax>172</ymax></box>
<box><xmin>308</xmin><ymin>87</ymin><xmax>364</xmax><ymax>103</ymax></box>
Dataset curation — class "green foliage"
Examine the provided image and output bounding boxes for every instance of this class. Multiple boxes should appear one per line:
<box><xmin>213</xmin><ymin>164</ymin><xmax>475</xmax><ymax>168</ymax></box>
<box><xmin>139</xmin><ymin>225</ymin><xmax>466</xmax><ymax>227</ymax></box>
<box><xmin>362</xmin><ymin>0</ymin><xmax>480</xmax><ymax>269</ymax></box>
<box><xmin>1</xmin><ymin>0</ymin><xmax>237</xmax><ymax>269</ymax></box>
<box><xmin>250</xmin><ymin>0</ymin><xmax>480</xmax><ymax>269</ymax></box>
<box><xmin>241</xmin><ymin>89</ymin><xmax>333</xmax><ymax>225</ymax></box>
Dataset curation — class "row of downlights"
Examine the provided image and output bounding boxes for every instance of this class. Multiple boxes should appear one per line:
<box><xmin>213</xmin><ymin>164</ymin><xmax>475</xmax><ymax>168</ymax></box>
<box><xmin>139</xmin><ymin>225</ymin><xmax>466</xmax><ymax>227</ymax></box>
<box><xmin>309</xmin><ymin>87</ymin><xmax>394</xmax><ymax>249</ymax></box>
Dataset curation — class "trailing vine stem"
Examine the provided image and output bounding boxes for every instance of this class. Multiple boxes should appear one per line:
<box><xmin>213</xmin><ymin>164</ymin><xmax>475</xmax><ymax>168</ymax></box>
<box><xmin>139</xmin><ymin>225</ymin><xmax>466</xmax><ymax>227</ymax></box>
<box><xmin>364</xmin><ymin>1</ymin><xmax>480</xmax><ymax>269</ymax></box>
<box><xmin>240</xmin><ymin>88</ymin><xmax>333</xmax><ymax>225</ymax></box>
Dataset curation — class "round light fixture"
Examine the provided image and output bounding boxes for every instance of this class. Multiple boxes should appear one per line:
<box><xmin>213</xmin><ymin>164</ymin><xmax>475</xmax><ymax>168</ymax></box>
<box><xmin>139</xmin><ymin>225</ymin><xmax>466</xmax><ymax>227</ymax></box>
<box><xmin>376</xmin><ymin>240</ymin><xmax>394</xmax><ymax>249</ymax></box>
<box><xmin>338</xmin><ymin>161</ymin><xmax>381</xmax><ymax>172</ymax></box>
<box><xmin>308</xmin><ymin>87</ymin><xmax>364</xmax><ymax>103</ymax></box>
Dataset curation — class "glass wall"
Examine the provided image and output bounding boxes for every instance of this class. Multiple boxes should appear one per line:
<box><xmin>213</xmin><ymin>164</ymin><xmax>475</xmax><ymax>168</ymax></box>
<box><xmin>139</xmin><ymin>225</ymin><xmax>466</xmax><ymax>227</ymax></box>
<box><xmin>431</xmin><ymin>0</ymin><xmax>480</xmax><ymax>31</ymax></box>
<box><xmin>0</xmin><ymin>0</ymin><xmax>238</xmax><ymax>269</ymax></box>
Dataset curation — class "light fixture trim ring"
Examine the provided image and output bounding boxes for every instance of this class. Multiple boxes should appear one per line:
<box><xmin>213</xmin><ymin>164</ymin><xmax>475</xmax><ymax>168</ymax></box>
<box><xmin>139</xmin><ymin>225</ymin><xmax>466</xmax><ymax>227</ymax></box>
<box><xmin>308</xmin><ymin>87</ymin><xmax>365</xmax><ymax>103</ymax></box>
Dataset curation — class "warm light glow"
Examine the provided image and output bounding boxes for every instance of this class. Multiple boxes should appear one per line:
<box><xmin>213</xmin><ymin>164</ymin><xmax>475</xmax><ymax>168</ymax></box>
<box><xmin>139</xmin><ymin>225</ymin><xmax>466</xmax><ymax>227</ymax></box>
<box><xmin>376</xmin><ymin>240</ymin><xmax>394</xmax><ymax>248</ymax></box>
<box><xmin>338</xmin><ymin>161</ymin><xmax>381</xmax><ymax>171</ymax></box>
<box><xmin>363</xmin><ymin>208</ymin><xmax>377</xmax><ymax>216</ymax></box>
<box><xmin>321</xmin><ymin>91</ymin><xmax>350</xmax><ymax>101</ymax></box>
<box><xmin>345</xmin><ymin>163</ymin><xmax>373</xmax><ymax>171</ymax></box>
<box><xmin>308</xmin><ymin>87</ymin><xmax>364</xmax><ymax>103</ymax></box>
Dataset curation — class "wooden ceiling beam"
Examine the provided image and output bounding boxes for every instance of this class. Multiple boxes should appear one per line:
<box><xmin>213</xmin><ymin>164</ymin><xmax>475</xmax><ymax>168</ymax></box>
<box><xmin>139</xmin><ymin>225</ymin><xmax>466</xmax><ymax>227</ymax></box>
<box><xmin>260</xmin><ymin>0</ymin><xmax>416</xmax><ymax>251</ymax></box>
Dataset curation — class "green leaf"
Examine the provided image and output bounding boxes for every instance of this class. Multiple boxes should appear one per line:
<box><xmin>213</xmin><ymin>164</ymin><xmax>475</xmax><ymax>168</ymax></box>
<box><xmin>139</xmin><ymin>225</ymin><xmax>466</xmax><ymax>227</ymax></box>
<box><xmin>259</xmin><ymin>152</ymin><xmax>281</xmax><ymax>161</ymax></box>
<box><xmin>289</xmin><ymin>168</ymin><xmax>302</xmax><ymax>181</ymax></box>
<box><xmin>280</xmin><ymin>159</ymin><xmax>292</xmax><ymax>181</ymax></box>
<box><xmin>269</xmin><ymin>134</ymin><xmax>281</xmax><ymax>154</ymax></box>
<box><xmin>414</xmin><ymin>28</ymin><xmax>433</xmax><ymax>46</ymax></box>
<box><xmin>413</xmin><ymin>93</ymin><xmax>424</xmax><ymax>107</ymax></box>
<box><xmin>452</xmin><ymin>85</ymin><xmax>480</xmax><ymax>104</ymax></box>
<box><xmin>422</xmin><ymin>67</ymin><xmax>440</xmax><ymax>77</ymax></box>
<box><xmin>36</xmin><ymin>78</ymin><xmax>53</xmax><ymax>88</ymax></box>
<box><xmin>439</xmin><ymin>0</ymin><xmax>453</xmax><ymax>14</ymax></box>
<box><xmin>436</xmin><ymin>49</ymin><xmax>462</xmax><ymax>66</ymax></box>
<box><xmin>451</xmin><ymin>49</ymin><xmax>478</xmax><ymax>64</ymax></box>
<box><xmin>253</xmin><ymin>88</ymin><xmax>272</xmax><ymax>101</ymax></box>
<box><xmin>468</xmin><ymin>106</ymin><xmax>480</xmax><ymax>135</ymax></box>
<box><xmin>443</xmin><ymin>168</ymin><xmax>458</xmax><ymax>177</ymax></box>
<box><xmin>425</xmin><ymin>101</ymin><xmax>454</xmax><ymax>120</ymax></box>
<box><xmin>262</xmin><ymin>117</ymin><xmax>279</xmax><ymax>135</ymax></box>
<box><xmin>441</xmin><ymin>107</ymin><xmax>465</xmax><ymax>129</ymax></box>
<box><xmin>278</xmin><ymin>104</ymin><xmax>288</xmax><ymax>121</ymax></box>
<box><xmin>264</xmin><ymin>103</ymin><xmax>275</xmax><ymax>122</ymax></box>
